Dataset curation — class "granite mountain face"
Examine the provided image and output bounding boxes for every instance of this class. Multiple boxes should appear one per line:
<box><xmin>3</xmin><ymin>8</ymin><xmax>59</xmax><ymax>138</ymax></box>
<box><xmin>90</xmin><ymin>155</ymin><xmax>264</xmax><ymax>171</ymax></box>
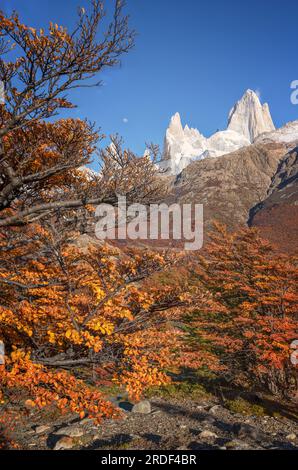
<box><xmin>227</xmin><ymin>89</ymin><xmax>275</xmax><ymax>142</ymax></box>
<box><xmin>169</xmin><ymin>142</ymin><xmax>287</xmax><ymax>231</ymax></box>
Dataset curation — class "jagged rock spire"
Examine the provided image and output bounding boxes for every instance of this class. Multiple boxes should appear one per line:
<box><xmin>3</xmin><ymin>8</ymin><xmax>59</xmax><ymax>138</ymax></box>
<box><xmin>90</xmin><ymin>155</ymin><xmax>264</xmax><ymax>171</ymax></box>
<box><xmin>227</xmin><ymin>89</ymin><xmax>275</xmax><ymax>142</ymax></box>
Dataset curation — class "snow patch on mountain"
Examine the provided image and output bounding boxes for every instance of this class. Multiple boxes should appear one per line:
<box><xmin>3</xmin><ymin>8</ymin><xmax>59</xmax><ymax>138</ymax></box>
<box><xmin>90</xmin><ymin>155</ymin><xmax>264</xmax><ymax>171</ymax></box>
<box><xmin>254</xmin><ymin>120</ymin><xmax>298</xmax><ymax>145</ymax></box>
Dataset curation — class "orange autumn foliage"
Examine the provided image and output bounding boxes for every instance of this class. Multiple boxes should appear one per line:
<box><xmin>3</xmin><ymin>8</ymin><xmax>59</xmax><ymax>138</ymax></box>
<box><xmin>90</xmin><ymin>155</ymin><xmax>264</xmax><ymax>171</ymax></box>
<box><xmin>0</xmin><ymin>224</ymin><xmax>186</xmax><ymax>419</ymax></box>
<box><xmin>186</xmin><ymin>224</ymin><xmax>298</xmax><ymax>395</ymax></box>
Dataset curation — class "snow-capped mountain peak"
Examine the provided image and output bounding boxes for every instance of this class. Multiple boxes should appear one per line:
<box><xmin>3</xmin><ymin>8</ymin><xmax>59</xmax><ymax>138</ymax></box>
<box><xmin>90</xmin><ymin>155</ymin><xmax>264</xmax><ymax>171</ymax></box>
<box><xmin>159</xmin><ymin>89</ymin><xmax>278</xmax><ymax>175</ymax></box>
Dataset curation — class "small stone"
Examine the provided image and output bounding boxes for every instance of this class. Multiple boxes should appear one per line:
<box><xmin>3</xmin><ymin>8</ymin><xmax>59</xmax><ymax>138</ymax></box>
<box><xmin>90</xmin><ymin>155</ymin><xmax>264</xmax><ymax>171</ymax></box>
<box><xmin>34</xmin><ymin>424</ymin><xmax>51</xmax><ymax>435</ymax></box>
<box><xmin>132</xmin><ymin>400</ymin><xmax>151</xmax><ymax>414</ymax></box>
<box><xmin>54</xmin><ymin>426</ymin><xmax>84</xmax><ymax>437</ymax></box>
<box><xmin>286</xmin><ymin>433</ymin><xmax>296</xmax><ymax>441</ymax></box>
<box><xmin>199</xmin><ymin>430</ymin><xmax>218</xmax><ymax>439</ymax></box>
<box><xmin>179</xmin><ymin>424</ymin><xmax>187</xmax><ymax>429</ymax></box>
<box><xmin>53</xmin><ymin>436</ymin><xmax>75</xmax><ymax>450</ymax></box>
<box><xmin>130</xmin><ymin>433</ymin><xmax>141</xmax><ymax>439</ymax></box>
<box><xmin>233</xmin><ymin>422</ymin><xmax>261</xmax><ymax>441</ymax></box>
<box><xmin>209</xmin><ymin>405</ymin><xmax>221</xmax><ymax>415</ymax></box>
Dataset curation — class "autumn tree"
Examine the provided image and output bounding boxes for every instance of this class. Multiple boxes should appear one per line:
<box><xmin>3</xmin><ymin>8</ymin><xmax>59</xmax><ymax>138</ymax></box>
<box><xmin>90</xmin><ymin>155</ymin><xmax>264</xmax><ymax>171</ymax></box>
<box><xmin>186</xmin><ymin>224</ymin><xmax>298</xmax><ymax>396</ymax></box>
<box><xmin>0</xmin><ymin>0</ymin><xmax>167</xmax><ymax>228</ymax></box>
<box><xmin>0</xmin><ymin>224</ymin><xmax>186</xmax><ymax>418</ymax></box>
<box><xmin>0</xmin><ymin>1</ymin><xmax>185</xmax><ymax>425</ymax></box>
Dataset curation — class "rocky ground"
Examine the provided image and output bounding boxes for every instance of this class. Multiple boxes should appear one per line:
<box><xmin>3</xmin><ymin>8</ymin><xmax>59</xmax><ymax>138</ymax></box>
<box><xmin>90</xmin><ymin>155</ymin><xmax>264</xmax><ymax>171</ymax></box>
<box><xmin>8</xmin><ymin>387</ymin><xmax>298</xmax><ymax>451</ymax></box>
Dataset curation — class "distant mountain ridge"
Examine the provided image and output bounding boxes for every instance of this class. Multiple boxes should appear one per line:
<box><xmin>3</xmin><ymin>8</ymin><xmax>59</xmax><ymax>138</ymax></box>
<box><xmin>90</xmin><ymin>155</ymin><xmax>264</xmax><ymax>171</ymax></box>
<box><xmin>170</xmin><ymin>142</ymin><xmax>287</xmax><ymax>231</ymax></box>
<box><xmin>159</xmin><ymin>89</ymin><xmax>298</xmax><ymax>175</ymax></box>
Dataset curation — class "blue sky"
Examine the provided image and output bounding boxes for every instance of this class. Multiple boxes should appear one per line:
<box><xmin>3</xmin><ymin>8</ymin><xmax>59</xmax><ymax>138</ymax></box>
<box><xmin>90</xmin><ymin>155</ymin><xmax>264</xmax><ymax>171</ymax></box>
<box><xmin>2</xmin><ymin>0</ymin><xmax>298</xmax><ymax>162</ymax></box>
